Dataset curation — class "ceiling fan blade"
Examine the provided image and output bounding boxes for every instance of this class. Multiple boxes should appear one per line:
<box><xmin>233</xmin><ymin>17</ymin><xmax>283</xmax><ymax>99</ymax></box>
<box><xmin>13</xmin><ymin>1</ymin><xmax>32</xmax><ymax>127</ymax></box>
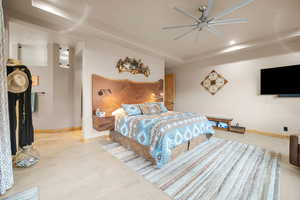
<box><xmin>204</xmin><ymin>0</ymin><xmax>214</xmax><ymax>17</ymax></box>
<box><xmin>212</xmin><ymin>0</ymin><xmax>255</xmax><ymax>20</ymax></box>
<box><xmin>206</xmin><ymin>26</ymin><xmax>223</xmax><ymax>38</ymax></box>
<box><xmin>209</xmin><ymin>18</ymin><xmax>248</xmax><ymax>25</ymax></box>
<box><xmin>162</xmin><ymin>24</ymin><xmax>198</xmax><ymax>30</ymax></box>
<box><xmin>174</xmin><ymin>27</ymin><xmax>198</xmax><ymax>40</ymax></box>
<box><xmin>174</xmin><ymin>7</ymin><xmax>201</xmax><ymax>23</ymax></box>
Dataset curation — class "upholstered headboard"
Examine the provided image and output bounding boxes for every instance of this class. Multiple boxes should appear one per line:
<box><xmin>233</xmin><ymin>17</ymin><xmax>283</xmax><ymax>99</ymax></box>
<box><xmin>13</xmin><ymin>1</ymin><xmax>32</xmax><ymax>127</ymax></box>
<box><xmin>92</xmin><ymin>74</ymin><xmax>163</xmax><ymax>116</ymax></box>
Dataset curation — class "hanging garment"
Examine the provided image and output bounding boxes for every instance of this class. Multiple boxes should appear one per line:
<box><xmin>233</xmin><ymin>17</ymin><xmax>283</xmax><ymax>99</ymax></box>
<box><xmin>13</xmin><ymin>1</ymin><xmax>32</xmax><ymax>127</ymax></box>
<box><xmin>7</xmin><ymin>65</ymin><xmax>34</xmax><ymax>155</ymax></box>
<box><xmin>31</xmin><ymin>92</ymin><xmax>38</xmax><ymax>113</ymax></box>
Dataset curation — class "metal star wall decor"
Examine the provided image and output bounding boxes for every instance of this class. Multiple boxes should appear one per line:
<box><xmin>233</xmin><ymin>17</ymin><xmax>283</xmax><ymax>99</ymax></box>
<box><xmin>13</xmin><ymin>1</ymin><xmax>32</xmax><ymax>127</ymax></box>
<box><xmin>201</xmin><ymin>70</ymin><xmax>228</xmax><ymax>95</ymax></box>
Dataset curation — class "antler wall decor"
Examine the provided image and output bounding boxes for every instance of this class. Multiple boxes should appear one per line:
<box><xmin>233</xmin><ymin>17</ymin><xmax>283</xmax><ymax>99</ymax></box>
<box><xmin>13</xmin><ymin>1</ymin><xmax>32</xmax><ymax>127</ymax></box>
<box><xmin>116</xmin><ymin>57</ymin><xmax>150</xmax><ymax>77</ymax></box>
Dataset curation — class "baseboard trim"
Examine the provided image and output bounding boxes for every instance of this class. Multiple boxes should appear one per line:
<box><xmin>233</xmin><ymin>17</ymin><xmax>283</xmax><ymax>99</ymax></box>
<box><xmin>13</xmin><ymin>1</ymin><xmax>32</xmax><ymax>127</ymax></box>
<box><xmin>35</xmin><ymin>126</ymin><xmax>82</xmax><ymax>133</ymax></box>
<box><xmin>35</xmin><ymin>126</ymin><xmax>289</xmax><ymax>139</ymax></box>
<box><xmin>247</xmin><ymin>129</ymin><xmax>290</xmax><ymax>139</ymax></box>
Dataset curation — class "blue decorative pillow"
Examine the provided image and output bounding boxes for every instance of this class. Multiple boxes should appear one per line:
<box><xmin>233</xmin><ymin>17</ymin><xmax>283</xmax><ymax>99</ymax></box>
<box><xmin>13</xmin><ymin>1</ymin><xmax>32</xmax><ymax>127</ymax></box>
<box><xmin>121</xmin><ymin>104</ymin><xmax>142</xmax><ymax>116</ymax></box>
<box><xmin>145</xmin><ymin>102</ymin><xmax>168</xmax><ymax>113</ymax></box>
<box><xmin>139</xmin><ymin>103</ymin><xmax>161</xmax><ymax>115</ymax></box>
<box><xmin>157</xmin><ymin>102</ymin><xmax>168</xmax><ymax>113</ymax></box>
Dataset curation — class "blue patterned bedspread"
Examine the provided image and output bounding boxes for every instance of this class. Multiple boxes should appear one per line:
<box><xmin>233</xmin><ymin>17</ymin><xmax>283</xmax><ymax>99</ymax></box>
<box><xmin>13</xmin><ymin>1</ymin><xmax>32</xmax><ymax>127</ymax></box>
<box><xmin>115</xmin><ymin>112</ymin><xmax>214</xmax><ymax>168</ymax></box>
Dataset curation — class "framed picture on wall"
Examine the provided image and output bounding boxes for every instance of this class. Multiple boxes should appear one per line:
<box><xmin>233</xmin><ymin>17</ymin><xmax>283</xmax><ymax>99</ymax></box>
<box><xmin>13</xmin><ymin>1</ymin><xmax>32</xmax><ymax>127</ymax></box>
<box><xmin>32</xmin><ymin>75</ymin><xmax>39</xmax><ymax>86</ymax></box>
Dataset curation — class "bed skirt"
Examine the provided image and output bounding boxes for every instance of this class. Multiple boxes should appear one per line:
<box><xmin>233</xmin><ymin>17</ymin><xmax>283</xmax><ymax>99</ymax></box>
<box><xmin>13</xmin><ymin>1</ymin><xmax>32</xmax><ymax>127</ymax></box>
<box><xmin>109</xmin><ymin>131</ymin><xmax>212</xmax><ymax>165</ymax></box>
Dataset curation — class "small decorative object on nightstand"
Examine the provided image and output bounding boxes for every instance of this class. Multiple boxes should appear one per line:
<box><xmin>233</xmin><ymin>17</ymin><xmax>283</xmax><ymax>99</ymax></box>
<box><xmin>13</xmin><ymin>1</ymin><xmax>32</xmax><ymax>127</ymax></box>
<box><xmin>95</xmin><ymin>108</ymin><xmax>106</xmax><ymax>118</ymax></box>
<box><xmin>93</xmin><ymin>116</ymin><xmax>115</xmax><ymax>132</ymax></box>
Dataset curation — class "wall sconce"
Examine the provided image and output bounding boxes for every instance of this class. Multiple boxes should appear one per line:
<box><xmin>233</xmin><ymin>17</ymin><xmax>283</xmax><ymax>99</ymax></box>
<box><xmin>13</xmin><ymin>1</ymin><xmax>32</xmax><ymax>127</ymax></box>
<box><xmin>151</xmin><ymin>92</ymin><xmax>164</xmax><ymax>100</ymax></box>
<box><xmin>59</xmin><ymin>47</ymin><xmax>70</xmax><ymax>69</ymax></box>
<box><xmin>98</xmin><ymin>89</ymin><xmax>112</xmax><ymax>96</ymax></box>
<box><xmin>32</xmin><ymin>75</ymin><xmax>39</xmax><ymax>86</ymax></box>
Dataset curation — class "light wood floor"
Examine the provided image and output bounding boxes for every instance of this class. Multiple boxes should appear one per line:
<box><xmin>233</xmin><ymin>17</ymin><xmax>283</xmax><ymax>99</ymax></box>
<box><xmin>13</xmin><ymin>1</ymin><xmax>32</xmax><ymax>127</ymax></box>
<box><xmin>1</xmin><ymin>131</ymin><xmax>170</xmax><ymax>200</ymax></box>
<box><xmin>1</xmin><ymin>130</ymin><xmax>300</xmax><ymax>200</ymax></box>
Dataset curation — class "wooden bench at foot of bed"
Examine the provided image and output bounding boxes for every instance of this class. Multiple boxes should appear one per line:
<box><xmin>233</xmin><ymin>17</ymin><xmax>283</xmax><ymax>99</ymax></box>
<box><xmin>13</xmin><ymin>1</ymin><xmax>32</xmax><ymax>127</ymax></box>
<box><xmin>109</xmin><ymin>131</ymin><xmax>212</xmax><ymax>166</ymax></box>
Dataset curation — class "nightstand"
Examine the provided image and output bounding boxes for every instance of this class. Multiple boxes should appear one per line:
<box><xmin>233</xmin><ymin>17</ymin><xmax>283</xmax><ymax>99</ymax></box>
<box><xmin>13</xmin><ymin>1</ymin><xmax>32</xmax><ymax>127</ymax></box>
<box><xmin>93</xmin><ymin>116</ymin><xmax>115</xmax><ymax>132</ymax></box>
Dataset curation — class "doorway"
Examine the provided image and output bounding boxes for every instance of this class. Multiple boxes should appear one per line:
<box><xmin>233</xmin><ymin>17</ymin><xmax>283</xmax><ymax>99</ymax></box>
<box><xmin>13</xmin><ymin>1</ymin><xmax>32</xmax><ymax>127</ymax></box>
<box><xmin>165</xmin><ymin>74</ymin><xmax>175</xmax><ymax>111</ymax></box>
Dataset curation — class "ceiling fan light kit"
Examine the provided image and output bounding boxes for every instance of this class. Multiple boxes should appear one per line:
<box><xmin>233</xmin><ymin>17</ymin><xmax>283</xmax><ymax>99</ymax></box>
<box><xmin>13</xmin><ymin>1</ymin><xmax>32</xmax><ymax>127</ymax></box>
<box><xmin>163</xmin><ymin>0</ymin><xmax>255</xmax><ymax>40</ymax></box>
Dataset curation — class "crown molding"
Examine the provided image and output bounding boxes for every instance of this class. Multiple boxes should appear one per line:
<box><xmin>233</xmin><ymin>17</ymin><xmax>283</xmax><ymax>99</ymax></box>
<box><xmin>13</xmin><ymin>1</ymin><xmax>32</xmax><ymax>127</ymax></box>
<box><xmin>6</xmin><ymin>7</ymin><xmax>184</xmax><ymax>66</ymax></box>
<box><xmin>183</xmin><ymin>28</ymin><xmax>300</xmax><ymax>65</ymax></box>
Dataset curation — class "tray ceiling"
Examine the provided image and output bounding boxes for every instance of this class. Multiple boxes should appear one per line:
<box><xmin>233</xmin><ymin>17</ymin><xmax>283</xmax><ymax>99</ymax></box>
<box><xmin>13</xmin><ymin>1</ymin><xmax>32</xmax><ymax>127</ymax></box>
<box><xmin>4</xmin><ymin>0</ymin><xmax>300</xmax><ymax>66</ymax></box>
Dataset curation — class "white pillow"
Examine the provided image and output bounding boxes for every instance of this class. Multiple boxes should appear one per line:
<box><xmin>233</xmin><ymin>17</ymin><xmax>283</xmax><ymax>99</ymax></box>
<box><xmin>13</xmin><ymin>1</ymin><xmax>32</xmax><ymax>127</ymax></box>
<box><xmin>112</xmin><ymin>108</ymin><xmax>127</xmax><ymax>118</ymax></box>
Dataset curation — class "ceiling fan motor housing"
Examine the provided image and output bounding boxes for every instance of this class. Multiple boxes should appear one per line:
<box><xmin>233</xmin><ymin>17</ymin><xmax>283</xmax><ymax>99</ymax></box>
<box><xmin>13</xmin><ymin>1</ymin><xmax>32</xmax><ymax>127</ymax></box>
<box><xmin>198</xmin><ymin>6</ymin><xmax>208</xmax><ymax>22</ymax></box>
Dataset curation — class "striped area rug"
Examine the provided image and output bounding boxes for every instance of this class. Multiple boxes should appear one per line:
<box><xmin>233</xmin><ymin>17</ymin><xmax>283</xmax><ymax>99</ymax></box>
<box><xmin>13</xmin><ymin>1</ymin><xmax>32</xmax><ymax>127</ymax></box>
<box><xmin>102</xmin><ymin>137</ymin><xmax>280</xmax><ymax>200</ymax></box>
<box><xmin>2</xmin><ymin>187</ymin><xmax>38</xmax><ymax>200</ymax></box>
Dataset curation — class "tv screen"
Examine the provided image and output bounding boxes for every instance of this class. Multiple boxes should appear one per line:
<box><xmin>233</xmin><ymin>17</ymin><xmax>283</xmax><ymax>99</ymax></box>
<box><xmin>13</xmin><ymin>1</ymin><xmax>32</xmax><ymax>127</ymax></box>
<box><xmin>260</xmin><ymin>65</ymin><xmax>300</xmax><ymax>95</ymax></box>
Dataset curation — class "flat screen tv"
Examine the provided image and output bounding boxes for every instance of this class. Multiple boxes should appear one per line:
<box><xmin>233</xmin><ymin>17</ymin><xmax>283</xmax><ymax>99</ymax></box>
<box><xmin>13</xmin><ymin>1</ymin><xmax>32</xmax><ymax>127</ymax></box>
<box><xmin>260</xmin><ymin>65</ymin><xmax>300</xmax><ymax>95</ymax></box>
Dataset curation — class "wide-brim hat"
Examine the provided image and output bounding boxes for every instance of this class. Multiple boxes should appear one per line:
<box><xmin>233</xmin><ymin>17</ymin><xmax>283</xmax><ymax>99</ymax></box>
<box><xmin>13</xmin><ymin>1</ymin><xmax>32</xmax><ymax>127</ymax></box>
<box><xmin>7</xmin><ymin>69</ymin><xmax>29</xmax><ymax>93</ymax></box>
<box><xmin>7</xmin><ymin>59</ymin><xmax>22</xmax><ymax>66</ymax></box>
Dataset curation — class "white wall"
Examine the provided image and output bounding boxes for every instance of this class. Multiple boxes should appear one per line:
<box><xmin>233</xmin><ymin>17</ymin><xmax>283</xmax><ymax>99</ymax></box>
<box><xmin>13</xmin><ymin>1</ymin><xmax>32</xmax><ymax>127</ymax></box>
<box><xmin>51</xmin><ymin>44</ymin><xmax>75</xmax><ymax>129</ymax></box>
<box><xmin>82</xmin><ymin>38</ymin><xmax>165</xmax><ymax>139</ymax></box>
<box><xmin>29</xmin><ymin>44</ymin><xmax>77</xmax><ymax>130</ymax></box>
<box><xmin>72</xmin><ymin>47</ymin><xmax>83</xmax><ymax>127</ymax></box>
<box><xmin>9</xmin><ymin>42</ymin><xmax>80</xmax><ymax>130</ymax></box>
<box><xmin>27</xmin><ymin>44</ymin><xmax>54</xmax><ymax>130</ymax></box>
<box><xmin>168</xmin><ymin>53</ymin><xmax>300</xmax><ymax>135</ymax></box>
<box><xmin>8</xmin><ymin>21</ymin><xmax>83</xmax><ymax>130</ymax></box>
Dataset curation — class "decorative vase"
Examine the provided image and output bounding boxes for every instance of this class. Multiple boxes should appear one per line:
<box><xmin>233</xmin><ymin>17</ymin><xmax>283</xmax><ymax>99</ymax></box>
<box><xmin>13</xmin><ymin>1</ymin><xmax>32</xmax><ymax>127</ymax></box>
<box><xmin>96</xmin><ymin>108</ymin><xmax>105</xmax><ymax>118</ymax></box>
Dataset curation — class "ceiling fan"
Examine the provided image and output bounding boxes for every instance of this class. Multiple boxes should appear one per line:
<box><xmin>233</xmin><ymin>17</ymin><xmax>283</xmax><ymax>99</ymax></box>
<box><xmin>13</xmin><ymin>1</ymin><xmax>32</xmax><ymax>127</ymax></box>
<box><xmin>163</xmin><ymin>0</ymin><xmax>255</xmax><ymax>40</ymax></box>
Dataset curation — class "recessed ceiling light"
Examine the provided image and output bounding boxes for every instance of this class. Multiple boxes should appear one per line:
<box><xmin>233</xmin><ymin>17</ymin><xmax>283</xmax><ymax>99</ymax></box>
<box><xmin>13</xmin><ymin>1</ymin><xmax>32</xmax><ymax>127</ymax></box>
<box><xmin>229</xmin><ymin>40</ymin><xmax>236</xmax><ymax>45</ymax></box>
<box><xmin>222</xmin><ymin>44</ymin><xmax>250</xmax><ymax>53</ymax></box>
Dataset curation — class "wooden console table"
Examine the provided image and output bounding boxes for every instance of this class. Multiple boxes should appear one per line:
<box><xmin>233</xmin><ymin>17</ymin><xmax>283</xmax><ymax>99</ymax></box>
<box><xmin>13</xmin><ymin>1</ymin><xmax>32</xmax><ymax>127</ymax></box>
<box><xmin>206</xmin><ymin>116</ymin><xmax>233</xmax><ymax>131</ymax></box>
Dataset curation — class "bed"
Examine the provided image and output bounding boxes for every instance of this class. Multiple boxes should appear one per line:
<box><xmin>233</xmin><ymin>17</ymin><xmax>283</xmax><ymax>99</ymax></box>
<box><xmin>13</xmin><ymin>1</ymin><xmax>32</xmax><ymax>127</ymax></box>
<box><xmin>91</xmin><ymin>75</ymin><xmax>214</xmax><ymax>167</ymax></box>
<box><xmin>110</xmin><ymin>111</ymin><xmax>214</xmax><ymax>168</ymax></box>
